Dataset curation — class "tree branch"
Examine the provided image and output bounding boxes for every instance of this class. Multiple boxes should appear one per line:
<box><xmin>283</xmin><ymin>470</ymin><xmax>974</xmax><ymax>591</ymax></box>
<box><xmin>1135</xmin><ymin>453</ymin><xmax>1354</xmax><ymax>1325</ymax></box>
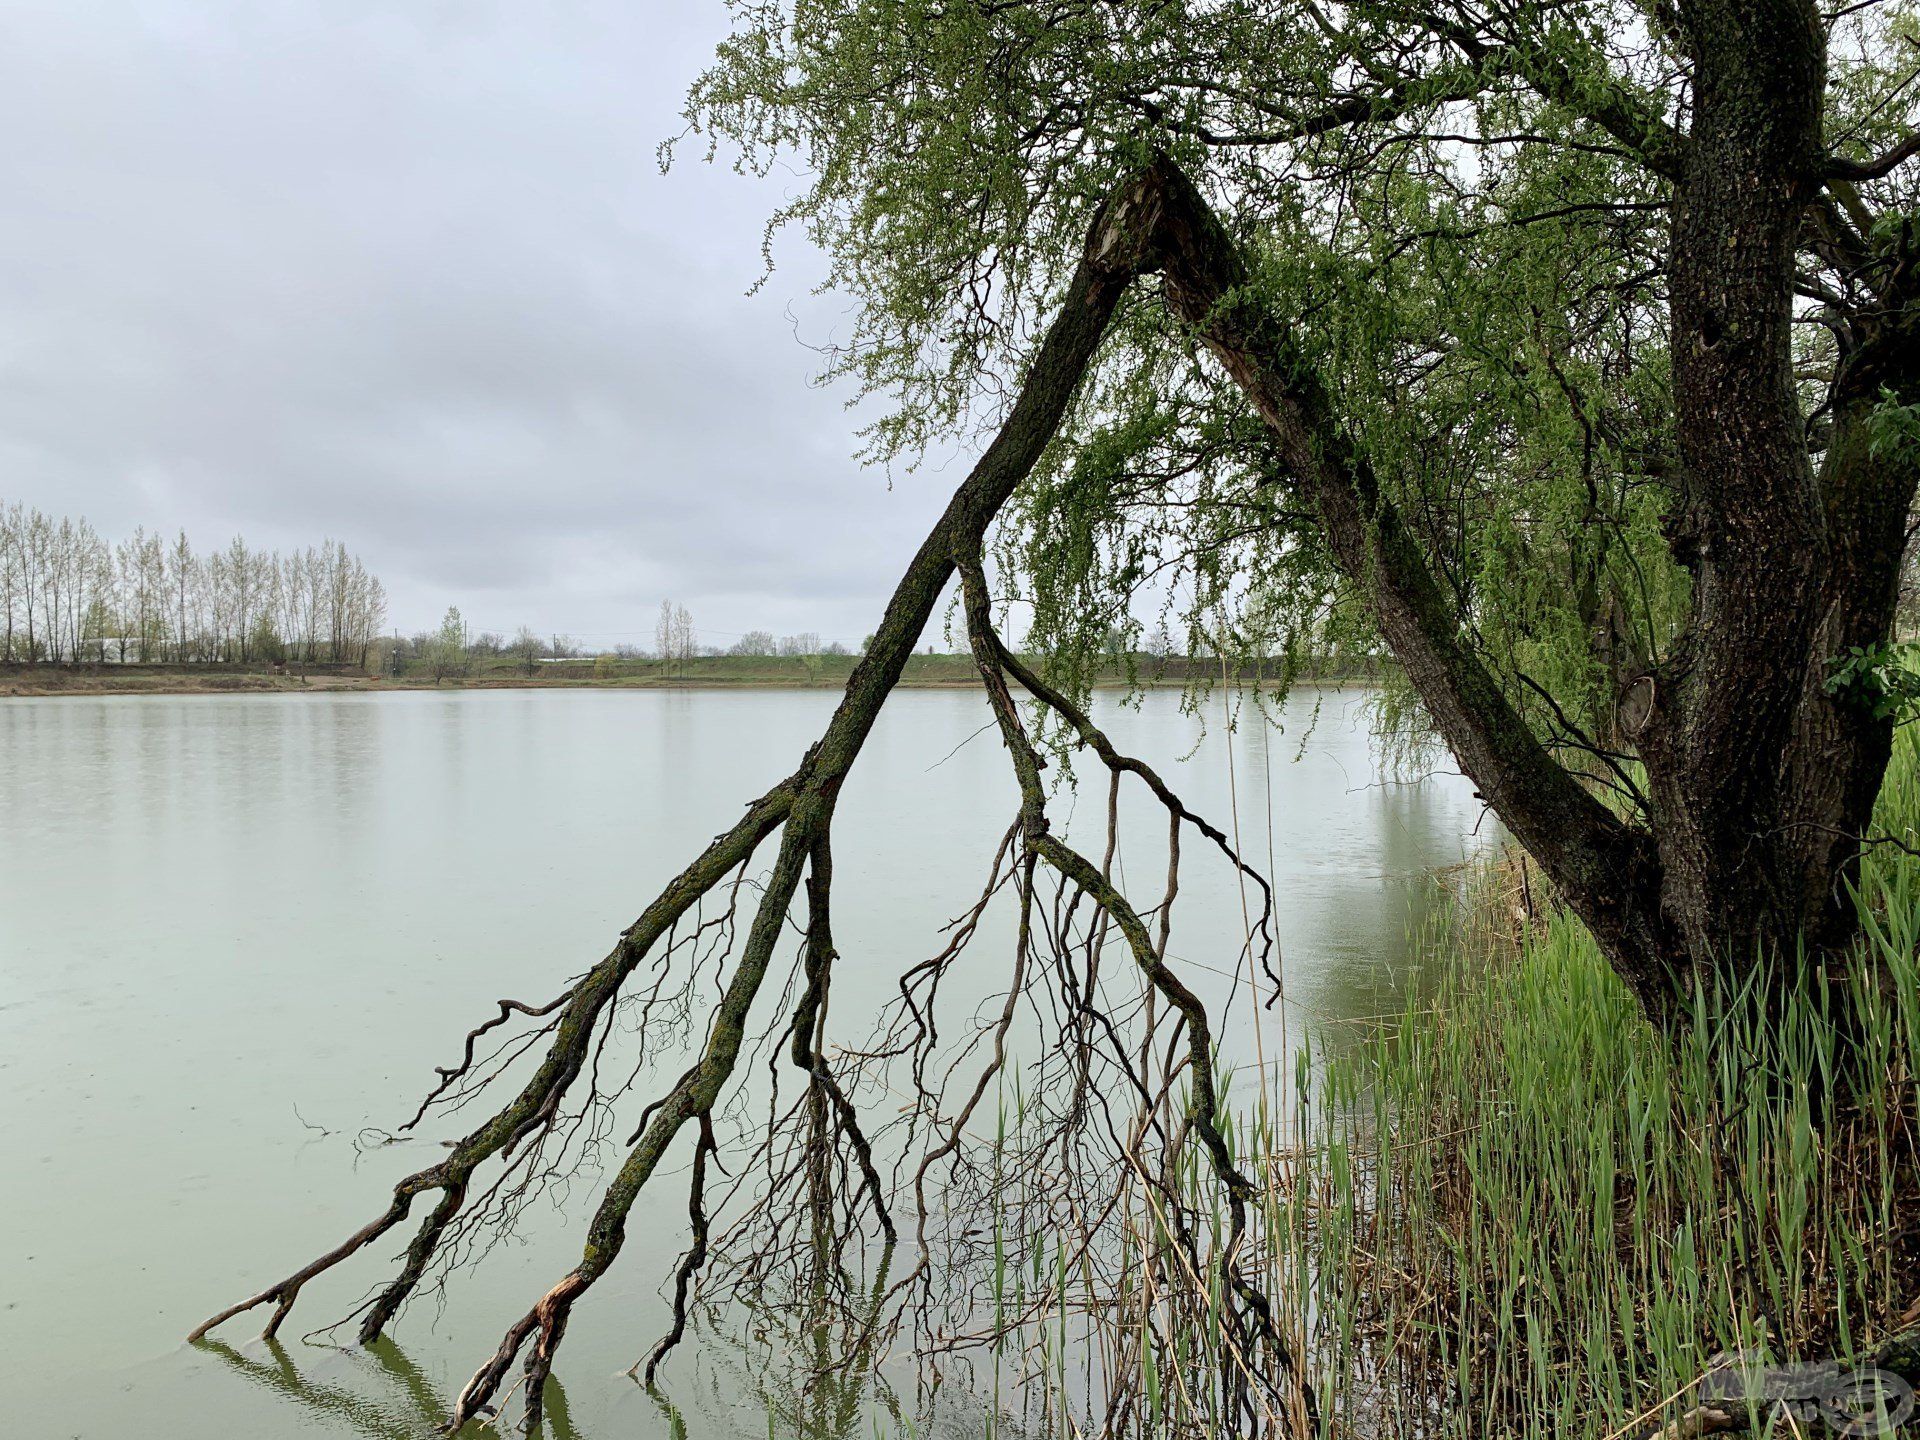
<box><xmin>1136</xmin><ymin>154</ymin><xmax>1670</xmax><ymax>992</ymax></box>
<box><xmin>1825</xmin><ymin>130</ymin><xmax>1920</xmax><ymax>182</ymax></box>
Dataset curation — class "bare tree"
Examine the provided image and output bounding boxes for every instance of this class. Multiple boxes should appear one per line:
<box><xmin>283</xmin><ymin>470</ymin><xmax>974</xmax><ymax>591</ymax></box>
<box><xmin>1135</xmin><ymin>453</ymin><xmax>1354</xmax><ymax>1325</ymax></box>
<box><xmin>511</xmin><ymin>626</ymin><xmax>542</xmax><ymax>677</ymax></box>
<box><xmin>655</xmin><ymin>600</ymin><xmax>675</xmax><ymax>675</ymax></box>
<box><xmin>169</xmin><ymin>531</ymin><xmax>195</xmax><ymax>663</ymax></box>
<box><xmin>114</xmin><ymin>528</ymin><xmax>165</xmax><ymax>662</ymax></box>
<box><xmin>654</xmin><ymin>600</ymin><xmax>697</xmax><ymax>675</ymax></box>
<box><xmin>0</xmin><ymin>503</ymin><xmax>386</xmax><ymax>669</ymax></box>
<box><xmin>672</xmin><ymin>603</ymin><xmax>695</xmax><ymax>666</ymax></box>
<box><xmin>0</xmin><ymin>503</ymin><xmax>20</xmax><ymax>661</ymax></box>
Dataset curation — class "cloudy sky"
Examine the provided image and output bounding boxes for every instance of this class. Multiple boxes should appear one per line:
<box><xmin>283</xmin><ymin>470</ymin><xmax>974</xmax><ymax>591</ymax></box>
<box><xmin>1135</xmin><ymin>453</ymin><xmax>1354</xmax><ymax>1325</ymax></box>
<box><xmin>0</xmin><ymin>4</ymin><xmax>955</xmax><ymax>648</ymax></box>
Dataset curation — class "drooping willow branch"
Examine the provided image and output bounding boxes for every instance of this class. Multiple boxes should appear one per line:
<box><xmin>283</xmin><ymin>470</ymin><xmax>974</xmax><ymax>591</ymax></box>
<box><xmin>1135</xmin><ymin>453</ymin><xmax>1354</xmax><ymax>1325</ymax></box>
<box><xmin>957</xmin><ymin>551</ymin><xmax>1315</xmax><ymax>1433</ymax></box>
<box><xmin>989</xmin><ymin>635</ymin><xmax>1284</xmax><ymax>995</ymax></box>
<box><xmin>190</xmin><ymin>156</ymin><xmax>1385</xmax><ymax>1434</ymax></box>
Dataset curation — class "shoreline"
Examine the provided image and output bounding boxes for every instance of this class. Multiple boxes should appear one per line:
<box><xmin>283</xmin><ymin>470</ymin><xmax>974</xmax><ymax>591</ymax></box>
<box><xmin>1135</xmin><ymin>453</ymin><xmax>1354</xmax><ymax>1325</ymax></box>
<box><xmin>1</xmin><ymin>667</ymin><xmax>1376</xmax><ymax>700</ymax></box>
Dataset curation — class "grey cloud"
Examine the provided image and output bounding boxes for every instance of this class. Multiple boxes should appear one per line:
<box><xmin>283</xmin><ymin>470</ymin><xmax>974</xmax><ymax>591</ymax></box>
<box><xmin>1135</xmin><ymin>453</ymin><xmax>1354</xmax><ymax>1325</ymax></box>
<box><xmin>0</xmin><ymin>2</ymin><xmax>948</xmax><ymax>647</ymax></box>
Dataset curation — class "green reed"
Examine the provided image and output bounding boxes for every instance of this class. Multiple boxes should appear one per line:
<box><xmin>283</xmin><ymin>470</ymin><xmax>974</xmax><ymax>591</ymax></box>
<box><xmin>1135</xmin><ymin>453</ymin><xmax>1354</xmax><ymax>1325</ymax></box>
<box><xmin>1241</xmin><ymin>727</ymin><xmax>1920</xmax><ymax>1437</ymax></box>
<box><xmin>966</xmin><ymin>729</ymin><xmax>1920</xmax><ymax>1438</ymax></box>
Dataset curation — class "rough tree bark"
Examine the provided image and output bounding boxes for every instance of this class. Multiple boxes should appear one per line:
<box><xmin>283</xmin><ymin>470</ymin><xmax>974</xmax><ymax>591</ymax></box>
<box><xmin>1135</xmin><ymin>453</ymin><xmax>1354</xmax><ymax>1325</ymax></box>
<box><xmin>1613</xmin><ymin>2</ymin><xmax>1918</xmax><ymax>1003</ymax></box>
<box><xmin>1148</xmin><ymin>1</ymin><xmax>1920</xmax><ymax>1017</ymax></box>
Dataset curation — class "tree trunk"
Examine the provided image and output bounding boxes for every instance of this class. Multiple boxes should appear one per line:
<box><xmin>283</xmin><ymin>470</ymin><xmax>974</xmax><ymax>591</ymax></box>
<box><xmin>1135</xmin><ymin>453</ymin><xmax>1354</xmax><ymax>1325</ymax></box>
<box><xmin>1634</xmin><ymin>1</ymin><xmax>1918</xmax><ymax>1006</ymax></box>
<box><xmin>1635</xmin><ymin>0</ymin><xmax>1833</xmax><ymax>987</ymax></box>
<box><xmin>1134</xmin><ymin>0</ymin><xmax>1920</xmax><ymax>1012</ymax></box>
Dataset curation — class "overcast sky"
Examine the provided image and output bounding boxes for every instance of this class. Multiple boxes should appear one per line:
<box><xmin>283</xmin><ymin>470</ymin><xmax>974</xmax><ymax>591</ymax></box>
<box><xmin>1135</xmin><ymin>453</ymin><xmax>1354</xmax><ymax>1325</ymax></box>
<box><xmin>0</xmin><ymin>4</ymin><xmax>957</xmax><ymax>648</ymax></box>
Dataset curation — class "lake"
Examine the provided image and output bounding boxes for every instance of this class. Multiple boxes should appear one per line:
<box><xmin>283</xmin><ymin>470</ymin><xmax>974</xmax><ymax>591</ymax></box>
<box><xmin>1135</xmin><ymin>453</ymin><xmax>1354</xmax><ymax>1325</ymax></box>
<box><xmin>0</xmin><ymin>685</ymin><xmax>1489</xmax><ymax>1438</ymax></box>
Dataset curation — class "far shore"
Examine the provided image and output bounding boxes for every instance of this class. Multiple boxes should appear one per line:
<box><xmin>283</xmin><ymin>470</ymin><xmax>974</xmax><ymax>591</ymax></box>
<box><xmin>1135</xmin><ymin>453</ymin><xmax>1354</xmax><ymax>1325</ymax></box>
<box><xmin>2</xmin><ymin>655</ymin><xmax>1379</xmax><ymax>699</ymax></box>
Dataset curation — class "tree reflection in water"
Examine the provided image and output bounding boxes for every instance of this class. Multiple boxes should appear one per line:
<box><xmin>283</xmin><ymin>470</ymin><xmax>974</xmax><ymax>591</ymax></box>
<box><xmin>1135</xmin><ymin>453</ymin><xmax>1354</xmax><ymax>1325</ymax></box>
<box><xmin>196</xmin><ymin>1244</ymin><xmax>964</xmax><ymax>1439</ymax></box>
<box><xmin>195</xmin><ymin>1335</ymin><xmax>581</xmax><ymax>1439</ymax></box>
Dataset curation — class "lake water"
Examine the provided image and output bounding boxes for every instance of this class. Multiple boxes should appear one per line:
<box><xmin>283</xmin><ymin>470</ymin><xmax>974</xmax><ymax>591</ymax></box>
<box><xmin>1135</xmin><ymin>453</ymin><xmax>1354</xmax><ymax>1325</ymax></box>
<box><xmin>0</xmin><ymin>685</ymin><xmax>1488</xmax><ymax>1438</ymax></box>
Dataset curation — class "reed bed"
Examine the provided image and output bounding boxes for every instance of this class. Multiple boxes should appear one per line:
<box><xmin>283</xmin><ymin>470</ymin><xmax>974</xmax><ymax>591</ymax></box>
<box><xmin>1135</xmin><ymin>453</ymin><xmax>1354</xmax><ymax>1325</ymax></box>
<box><xmin>1285</xmin><ymin>880</ymin><xmax>1920</xmax><ymax>1436</ymax></box>
<box><xmin>968</xmin><ymin>732</ymin><xmax>1920</xmax><ymax>1438</ymax></box>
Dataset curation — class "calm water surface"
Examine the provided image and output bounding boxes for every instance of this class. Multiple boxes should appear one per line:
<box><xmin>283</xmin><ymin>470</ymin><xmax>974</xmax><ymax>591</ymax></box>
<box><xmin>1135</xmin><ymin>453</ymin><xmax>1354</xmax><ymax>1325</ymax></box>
<box><xmin>0</xmin><ymin>686</ymin><xmax>1488</xmax><ymax>1438</ymax></box>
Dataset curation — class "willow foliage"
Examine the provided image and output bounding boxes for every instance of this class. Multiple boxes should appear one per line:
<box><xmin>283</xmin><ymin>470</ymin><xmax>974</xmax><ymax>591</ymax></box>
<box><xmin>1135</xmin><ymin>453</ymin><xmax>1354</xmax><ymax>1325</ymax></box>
<box><xmin>679</xmin><ymin>0</ymin><xmax>1918</xmax><ymax>768</ymax></box>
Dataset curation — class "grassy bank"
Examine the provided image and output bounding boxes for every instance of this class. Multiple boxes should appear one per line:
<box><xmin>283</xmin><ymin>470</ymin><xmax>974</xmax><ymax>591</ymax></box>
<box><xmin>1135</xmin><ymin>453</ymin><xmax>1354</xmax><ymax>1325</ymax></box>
<box><xmin>1286</xmin><ymin>877</ymin><xmax>1920</xmax><ymax>1436</ymax></box>
<box><xmin>0</xmin><ymin>665</ymin><xmax>382</xmax><ymax>697</ymax></box>
<box><xmin>2</xmin><ymin>653</ymin><xmax>1379</xmax><ymax>697</ymax></box>
<box><xmin>984</xmin><ymin>734</ymin><xmax>1920</xmax><ymax>1439</ymax></box>
<box><xmin>1248</xmin><ymin>736</ymin><xmax>1920</xmax><ymax>1436</ymax></box>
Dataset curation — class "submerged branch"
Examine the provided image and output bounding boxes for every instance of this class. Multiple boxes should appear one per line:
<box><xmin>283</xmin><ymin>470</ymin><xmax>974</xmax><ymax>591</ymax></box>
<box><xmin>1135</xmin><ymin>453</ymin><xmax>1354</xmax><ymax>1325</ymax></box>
<box><xmin>959</xmin><ymin>552</ymin><xmax>1318</xmax><ymax>1433</ymax></box>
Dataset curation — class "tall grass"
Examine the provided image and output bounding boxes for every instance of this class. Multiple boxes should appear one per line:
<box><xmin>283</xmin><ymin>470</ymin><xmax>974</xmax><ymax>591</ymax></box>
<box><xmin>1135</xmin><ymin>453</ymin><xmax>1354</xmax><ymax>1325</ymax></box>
<box><xmin>1249</xmin><ymin>730</ymin><xmax>1920</xmax><ymax>1437</ymax></box>
<box><xmin>1027</xmin><ymin>731</ymin><xmax>1920</xmax><ymax>1438</ymax></box>
<box><xmin>810</xmin><ymin>738</ymin><xmax>1920</xmax><ymax>1440</ymax></box>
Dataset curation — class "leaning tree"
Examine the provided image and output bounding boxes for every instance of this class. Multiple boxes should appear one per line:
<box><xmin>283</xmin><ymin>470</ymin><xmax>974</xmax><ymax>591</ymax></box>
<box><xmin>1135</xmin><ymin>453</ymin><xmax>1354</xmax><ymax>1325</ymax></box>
<box><xmin>196</xmin><ymin>0</ymin><xmax>1920</xmax><ymax>1432</ymax></box>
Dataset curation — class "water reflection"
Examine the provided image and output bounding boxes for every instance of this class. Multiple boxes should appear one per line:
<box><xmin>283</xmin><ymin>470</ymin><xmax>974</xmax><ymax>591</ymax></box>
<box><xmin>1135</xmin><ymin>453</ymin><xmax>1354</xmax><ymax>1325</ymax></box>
<box><xmin>1</xmin><ymin>687</ymin><xmax>1489</xmax><ymax>1438</ymax></box>
<box><xmin>195</xmin><ymin>1263</ymin><xmax>918</xmax><ymax>1440</ymax></box>
<box><xmin>197</xmin><ymin>1336</ymin><xmax>584</xmax><ymax>1439</ymax></box>
<box><xmin>653</xmin><ymin>1246</ymin><xmax>909</xmax><ymax>1440</ymax></box>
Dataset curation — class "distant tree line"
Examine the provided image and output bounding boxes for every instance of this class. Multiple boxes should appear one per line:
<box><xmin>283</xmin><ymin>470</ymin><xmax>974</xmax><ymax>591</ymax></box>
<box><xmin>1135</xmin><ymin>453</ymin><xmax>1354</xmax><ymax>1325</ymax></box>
<box><xmin>0</xmin><ymin>501</ymin><xmax>387</xmax><ymax>665</ymax></box>
<box><xmin>379</xmin><ymin>613</ymin><xmax>574</xmax><ymax>680</ymax></box>
<box><xmin>386</xmin><ymin>604</ymin><xmax>864</xmax><ymax>681</ymax></box>
<box><xmin>723</xmin><ymin>628</ymin><xmax>850</xmax><ymax>657</ymax></box>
